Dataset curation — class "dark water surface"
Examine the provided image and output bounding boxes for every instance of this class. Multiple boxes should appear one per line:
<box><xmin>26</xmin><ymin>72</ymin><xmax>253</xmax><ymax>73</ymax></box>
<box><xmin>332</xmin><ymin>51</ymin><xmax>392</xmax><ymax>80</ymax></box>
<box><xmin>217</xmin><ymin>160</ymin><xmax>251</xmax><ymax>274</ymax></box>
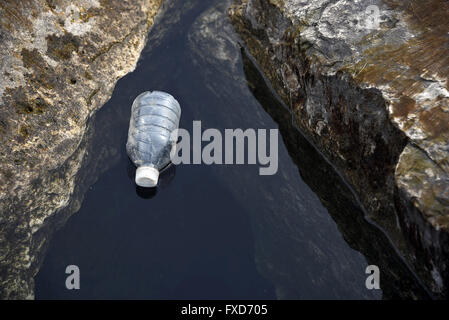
<box><xmin>35</xmin><ymin>0</ymin><xmax>426</xmax><ymax>299</ymax></box>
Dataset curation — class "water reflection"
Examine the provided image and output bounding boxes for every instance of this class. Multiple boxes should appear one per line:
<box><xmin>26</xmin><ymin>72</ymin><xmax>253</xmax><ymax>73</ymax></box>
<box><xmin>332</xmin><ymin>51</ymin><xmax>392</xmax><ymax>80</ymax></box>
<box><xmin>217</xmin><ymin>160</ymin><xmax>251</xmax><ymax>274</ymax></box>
<box><xmin>136</xmin><ymin>186</ymin><xmax>158</xmax><ymax>199</ymax></box>
<box><xmin>135</xmin><ymin>165</ymin><xmax>177</xmax><ymax>198</ymax></box>
<box><xmin>127</xmin><ymin>159</ymin><xmax>177</xmax><ymax>199</ymax></box>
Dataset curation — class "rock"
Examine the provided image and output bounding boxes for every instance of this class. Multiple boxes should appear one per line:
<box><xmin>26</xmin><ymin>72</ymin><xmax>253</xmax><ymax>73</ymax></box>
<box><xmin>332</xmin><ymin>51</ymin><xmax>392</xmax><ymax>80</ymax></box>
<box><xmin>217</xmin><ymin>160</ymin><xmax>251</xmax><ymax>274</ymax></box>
<box><xmin>229</xmin><ymin>0</ymin><xmax>449</xmax><ymax>297</ymax></box>
<box><xmin>0</xmin><ymin>0</ymin><xmax>163</xmax><ymax>299</ymax></box>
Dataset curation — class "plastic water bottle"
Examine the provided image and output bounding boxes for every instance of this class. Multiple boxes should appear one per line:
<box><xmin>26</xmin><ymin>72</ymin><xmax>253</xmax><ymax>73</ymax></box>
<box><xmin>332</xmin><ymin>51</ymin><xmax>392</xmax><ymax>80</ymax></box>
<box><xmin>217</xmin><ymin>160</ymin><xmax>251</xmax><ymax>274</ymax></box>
<box><xmin>126</xmin><ymin>91</ymin><xmax>181</xmax><ymax>187</ymax></box>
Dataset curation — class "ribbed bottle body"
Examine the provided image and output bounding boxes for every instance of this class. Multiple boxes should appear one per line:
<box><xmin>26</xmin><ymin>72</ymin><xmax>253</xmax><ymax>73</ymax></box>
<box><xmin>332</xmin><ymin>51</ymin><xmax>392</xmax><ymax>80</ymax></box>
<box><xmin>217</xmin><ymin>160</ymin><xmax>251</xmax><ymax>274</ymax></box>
<box><xmin>126</xmin><ymin>91</ymin><xmax>181</xmax><ymax>172</ymax></box>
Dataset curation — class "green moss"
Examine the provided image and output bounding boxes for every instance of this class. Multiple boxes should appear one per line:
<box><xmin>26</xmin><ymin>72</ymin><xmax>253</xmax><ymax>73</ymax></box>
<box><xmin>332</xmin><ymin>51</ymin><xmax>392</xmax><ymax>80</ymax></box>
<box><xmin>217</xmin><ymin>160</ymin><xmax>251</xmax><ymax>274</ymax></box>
<box><xmin>84</xmin><ymin>71</ymin><xmax>93</xmax><ymax>80</ymax></box>
<box><xmin>45</xmin><ymin>0</ymin><xmax>56</xmax><ymax>10</ymax></box>
<box><xmin>21</xmin><ymin>48</ymin><xmax>58</xmax><ymax>90</ymax></box>
<box><xmin>18</xmin><ymin>125</ymin><xmax>29</xmax><ymax>137</ymax></box>
<box><xmin>86</xmin><ymin>87</ymin><xmax>100</xmax><ymax>106</ymax></box>
<box><xmin>0</xmin><ymin>116</ymin><xmax>7</xmax><ymax>135</ymax></box>
<box><xmin>46</xmin><ymin>33</ymin><xmax>80</xmax><ymax>61</ymax></box>
<box><xmin>16</xmin><ymin>97</ymin><xmax>49</xmax><ymax>115</ymax></box>
<box><xmin>268</xmin><ymin>0</ymin><xmax>285</xmax><ymax>9</ymax></box>
<box><xmin>70</xmin><ymin>114</ymin><xmax>80</xmax><ymax>125</ymax></box>
<box><xmin>21</xmin><ymin>48</ymin><xmax>43</xmax><ymax>69</ymax></box>
<box><xmin>12</xmin><ymin>150</ymin><xmax>27</xmax><ymax>165</ymax></box>
<box><xmin>0</xmin><ymin>168</ymin><xmax>13</xmax><ymax>181</ymax></box>
<box><xmin>16</xmin><ymin>101</ymin><xmax>34</xmax><ymax>114</ymax></box>
<box><xmin>80</xmin><ymin>7</ymin><xmax>100</xmax><ymax>23</ymax></box>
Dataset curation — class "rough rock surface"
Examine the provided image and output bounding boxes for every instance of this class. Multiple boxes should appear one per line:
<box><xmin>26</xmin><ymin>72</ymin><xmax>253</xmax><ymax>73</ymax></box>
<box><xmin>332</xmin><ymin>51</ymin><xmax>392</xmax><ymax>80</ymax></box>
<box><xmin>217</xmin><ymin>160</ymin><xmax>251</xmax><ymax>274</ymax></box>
<box><xmin>0</xmin><ymin>0</ymin><xmax>162</xmax><ymax>299</ymax></box>
<box><xmin>230</xmin><ymin>0</ymin><xmax>449</xmax><ymax>297</ymax></box>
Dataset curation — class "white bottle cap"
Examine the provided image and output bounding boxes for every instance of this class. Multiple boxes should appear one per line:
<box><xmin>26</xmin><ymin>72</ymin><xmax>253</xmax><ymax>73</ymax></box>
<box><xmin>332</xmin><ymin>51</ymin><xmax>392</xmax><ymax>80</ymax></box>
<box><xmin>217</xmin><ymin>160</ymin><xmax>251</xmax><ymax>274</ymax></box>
<box><xmin>135</xmin><ymin>166</ymin><xmax>159</xmax><ymax>187</ymax></box>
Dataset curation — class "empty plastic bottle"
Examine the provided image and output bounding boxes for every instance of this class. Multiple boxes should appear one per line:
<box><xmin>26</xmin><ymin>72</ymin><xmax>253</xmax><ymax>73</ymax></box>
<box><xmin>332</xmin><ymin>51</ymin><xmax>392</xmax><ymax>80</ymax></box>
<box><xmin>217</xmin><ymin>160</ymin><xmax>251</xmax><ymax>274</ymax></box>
<box><xmin>126</xmin><ymin>91</ymin><xmax>181</xmax><ymax>187</ymax></box>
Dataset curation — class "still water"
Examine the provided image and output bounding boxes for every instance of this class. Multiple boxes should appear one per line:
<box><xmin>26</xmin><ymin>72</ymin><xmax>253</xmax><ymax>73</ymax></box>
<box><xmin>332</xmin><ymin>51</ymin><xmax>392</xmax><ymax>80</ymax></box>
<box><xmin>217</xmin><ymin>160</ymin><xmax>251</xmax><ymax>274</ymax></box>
<box><xmin>35</xmin><ymin>0</ymin><xmax>426</xmax><ymax>299</ymax></box>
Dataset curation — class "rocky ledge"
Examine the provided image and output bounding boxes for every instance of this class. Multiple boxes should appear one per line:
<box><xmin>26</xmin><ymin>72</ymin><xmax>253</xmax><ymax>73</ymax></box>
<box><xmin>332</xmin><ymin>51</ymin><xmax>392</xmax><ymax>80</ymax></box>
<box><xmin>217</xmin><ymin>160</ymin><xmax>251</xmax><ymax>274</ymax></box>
<box><xmin>230</xmin><ymin>0</ymin><xmax>449</xmax><ymax>297</ymax></box>
<box><xmin>0</xmin><ymin>0</ymin><xmax>162</xmax><ymax>299</ymax></box>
